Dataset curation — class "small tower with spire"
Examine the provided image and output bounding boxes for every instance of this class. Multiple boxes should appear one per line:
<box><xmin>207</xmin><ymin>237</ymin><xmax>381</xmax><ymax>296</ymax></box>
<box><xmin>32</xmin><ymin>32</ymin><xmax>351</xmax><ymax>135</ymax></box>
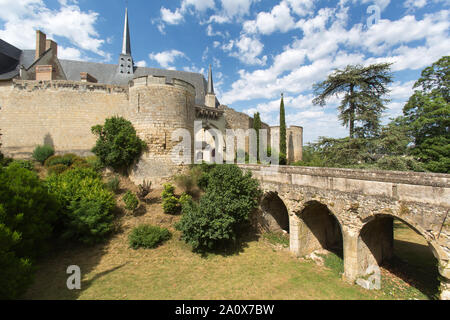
<box><xmin>205</xmin><ymin>64</ymin><xmax>217</xmax><ymax>108</ymax></box>
<box><xmin>118</xmin><ymin>8</ymin><xmax>134</xmax><ymax>75</ymax></box>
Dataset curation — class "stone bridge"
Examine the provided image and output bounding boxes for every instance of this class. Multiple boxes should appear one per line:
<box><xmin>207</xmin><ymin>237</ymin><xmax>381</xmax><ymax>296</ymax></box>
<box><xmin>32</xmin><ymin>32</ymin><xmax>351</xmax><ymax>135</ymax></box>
<box><xmin>240</xmin><ymin>165</ymin><xmax>450</xmax><ymax>300</ymax></box>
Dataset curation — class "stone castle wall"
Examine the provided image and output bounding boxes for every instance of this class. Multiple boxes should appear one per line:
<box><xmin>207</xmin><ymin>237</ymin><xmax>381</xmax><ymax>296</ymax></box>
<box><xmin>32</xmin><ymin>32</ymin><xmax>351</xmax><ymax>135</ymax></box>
<box><xmin>0</xmin><ymin>80</ymin><xmax>129</xmax><ymax>158</ymax></box>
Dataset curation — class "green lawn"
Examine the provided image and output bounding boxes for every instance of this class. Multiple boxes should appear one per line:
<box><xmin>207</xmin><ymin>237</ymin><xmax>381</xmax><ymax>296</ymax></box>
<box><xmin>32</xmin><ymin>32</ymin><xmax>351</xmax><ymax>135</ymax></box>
<box><xmin>23</xmin><ymin>196</ymin><xmax>439</xmax><ymax>300</ymax></box>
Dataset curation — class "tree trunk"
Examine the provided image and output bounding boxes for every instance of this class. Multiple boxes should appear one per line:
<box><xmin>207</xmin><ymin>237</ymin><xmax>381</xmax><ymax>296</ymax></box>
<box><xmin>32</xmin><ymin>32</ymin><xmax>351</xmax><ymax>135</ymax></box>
<box><xmin>349</xmin><ymin>85</ymin><xmax>355</xmax><ymax>139</ymax></box>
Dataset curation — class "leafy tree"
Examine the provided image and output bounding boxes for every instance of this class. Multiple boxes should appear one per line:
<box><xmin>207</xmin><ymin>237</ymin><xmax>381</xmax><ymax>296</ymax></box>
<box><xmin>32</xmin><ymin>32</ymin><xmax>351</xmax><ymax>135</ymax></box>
<box><xmin>280</xmin><ymin>94</ymin><xmax>287</xmax><ymax>165</ymax></box>
<box><xmin>253</xmin><ymin>112</ymin><xmax>262</xmax><ymax>162</ymax></box>
<box><xmin>313</xmin><ymin>63</ymin><xmax>393</xmax><ymax>139</ymax></box>
<box><xmin>176</xmin><ymin>165</ymin><xmax>261</xmax><ymax>251</ymax></box>
<box><xmin>91</xmin><ymin>116</ymin><xmax>146</xmax><ymax>173</ymax></box>
<box><xmin>403</xmin><ymin>56</ymin><xmax>449</xmax><ymax>173</ymax></box>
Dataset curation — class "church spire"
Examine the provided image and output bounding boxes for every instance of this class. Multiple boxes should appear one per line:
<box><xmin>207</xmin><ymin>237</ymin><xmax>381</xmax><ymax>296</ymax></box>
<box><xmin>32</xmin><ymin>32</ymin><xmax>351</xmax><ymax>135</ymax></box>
<box><xmin>122</xmin><ymin>8</ymin><xmax>131</xmax><ymax>55</ymax></box>
<box><xmin>118</xmin><ymin>7</ymin><xmax>134</xmax><ymax>75</ymax></box>
<box><xmin>207</xmin><ymin>64</ymin><xmax>214</xmax><ymax>94</ymax></box>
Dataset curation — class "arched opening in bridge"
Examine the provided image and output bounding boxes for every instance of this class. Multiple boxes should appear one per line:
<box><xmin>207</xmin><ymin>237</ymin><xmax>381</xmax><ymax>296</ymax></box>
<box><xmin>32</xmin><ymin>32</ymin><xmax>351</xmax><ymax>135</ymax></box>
<box><xmin>296</xmin><ymin>201</ymin><xmax>343</xmax><ymax>258</ymax></box>
<box><xmin>358</xmin><ymin>215</ymin><xmax>441</xmax><ymax>299</ymax></box>
<box><xmin>260</xmin><ymin>193</ymin><xmax>290</xmax><ymax>234</ymax></box>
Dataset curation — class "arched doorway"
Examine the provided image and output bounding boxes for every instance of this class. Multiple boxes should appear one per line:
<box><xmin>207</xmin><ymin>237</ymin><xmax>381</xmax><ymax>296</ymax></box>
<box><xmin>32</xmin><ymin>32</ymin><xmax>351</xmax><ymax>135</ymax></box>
<box><xmin>296</xmin><ymin>201</ymin><xmax>343</xmax><ymax>258</ymax></box>
<box><xmin>358</xmin><ymin>215</ymin><xmax>441</xmax><ymax>299</ymax></box>
<box><xmin>260</xmin><ymin>193</ymin><xmax>290</xmax><ymax>233</ymax></box>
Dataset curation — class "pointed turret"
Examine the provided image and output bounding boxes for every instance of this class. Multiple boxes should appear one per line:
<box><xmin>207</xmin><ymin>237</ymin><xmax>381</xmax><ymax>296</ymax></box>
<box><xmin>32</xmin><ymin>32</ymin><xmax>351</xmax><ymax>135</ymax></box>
<box><xmin>205</xmin><ymin>64</ymin><xmax>217</xmax><ymax>108</ymax></box>
<box><xmin>118</xmin><ymin>8</ymin><xmax>134</xmax><ymax>75</ymax></box>
<box><xmin>207</xmin><ymin>64</ymin><xmax>214</xmax><ymax>94</ymax></box>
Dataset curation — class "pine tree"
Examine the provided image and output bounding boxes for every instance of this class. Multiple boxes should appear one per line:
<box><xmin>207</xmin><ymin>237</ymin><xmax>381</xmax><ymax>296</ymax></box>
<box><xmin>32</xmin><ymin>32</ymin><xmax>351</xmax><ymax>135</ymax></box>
<box><xmin>280</xmin><ymin>94</ymin><xmax>287</xmax><ymax>165</ymax></box>
<box><xmin>253</xmin><ymin>112</ymin><xmax>261</xmax><ymax>162</ymax></box>
<box><xmin>313</xmin><ymin>63</ymin><xmax>393</xmax><ymax>139</ymax></box>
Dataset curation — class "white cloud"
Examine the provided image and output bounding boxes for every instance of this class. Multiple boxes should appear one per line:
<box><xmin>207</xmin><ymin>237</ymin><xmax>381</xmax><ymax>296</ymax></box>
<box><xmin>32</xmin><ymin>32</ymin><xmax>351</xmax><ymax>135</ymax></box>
<box><xmin>160</xmin><ymin>7</ymin><xmax>184</xmax><ymax>25</ymax></box>
<box><xmin>58</xmin><ymin>46</ymin><xmax>82</xmax><ymax>60</ymax></box>
<box><xmin>404</xmin><ymin>0</ymin><xmax>427</xmax><ymax>9</ymax></box>
<box><xmin>223</xmin><ymin>35</ymin><xmax>267</xmax><ymax>66</ymax></box>
<box><xmin>243</xmin><ymin>1</ymin><xmax>296</xmax><ymax>35</ymax></box>
<box><xmin>220</xmin><ymin>0</ymin><xmax>256</xmax><ymax>18</ymax></box>
<box><xmin>149</xmin><ymin>50</ymin><xmax>187</xmax><ymax>69</ymax></box>
<box><xmin>355</xmin><ymin>0</ymin><xmax>391</xmax><ymax>11</ymax></box>
<box><xmin>136</xmin><ymin>60</ymin><xmax>147</xmax><ymax>67</ymax></box>
<box><xmin>285</xmin><ymin>0</ymin><xmax>315</xmax><ymax>17</ymax></box>
<box><xmin>0</xmin><ymin>0</ymin><xmax>108</xmax><ymax>59</ymax></box>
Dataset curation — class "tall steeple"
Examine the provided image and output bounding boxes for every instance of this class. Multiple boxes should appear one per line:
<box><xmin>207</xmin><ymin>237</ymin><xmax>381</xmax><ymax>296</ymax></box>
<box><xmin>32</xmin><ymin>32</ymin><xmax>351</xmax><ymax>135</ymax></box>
<box><xmin>122</xmin><ymin>8</ymin><xmax>131</xmax><ymax>55</ymax></box>
<box><xmin>118</xmin><ymin>7</ymin><xmax>134</xmax><ymax>75</ymax></box>
<box><xmin>205</xmin><ymin>64</ymin><xmax>217</xmax><ymax>108</ymax></box>
<box><xmin>207</xmin><ymin>64</ymin><xmax>214</xmax><ymax>94</ymax></box>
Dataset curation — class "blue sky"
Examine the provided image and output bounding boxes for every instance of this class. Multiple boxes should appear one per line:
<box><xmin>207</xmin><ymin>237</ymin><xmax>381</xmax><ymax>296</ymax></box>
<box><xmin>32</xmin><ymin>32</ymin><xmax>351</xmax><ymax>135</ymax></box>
<box><xmin>0</xmin><ymin>0</ymin><xmax>449</xmax><ymax>143</ymax></box>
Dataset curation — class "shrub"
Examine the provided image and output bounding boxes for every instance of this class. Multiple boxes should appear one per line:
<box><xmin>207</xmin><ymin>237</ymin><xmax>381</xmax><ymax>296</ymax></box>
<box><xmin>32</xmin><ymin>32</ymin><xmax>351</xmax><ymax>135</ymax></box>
<box><xmin>137</xmin><ymin>180</ymin><xmax>152</xmax><ymax>199</ymax></box>
<box><xmin>123</xmin><ymin>191</ymin><xmax>139</xmax><ymax>212</ymax></box>
<box><xmin>9</xmin><ymin>160</ymin><xmax>34</xmax><ymax>171</ymax></box>
<box><xmin>85</xmin><ymin>156</ymin><xmax>104</xmax><ymax>172</ymax></box>
<box><xmin>32</xmin><ymin>145</ymin><xmax>54</xmax><ymax>164</ymax></box>
<box><xmin>46</xmin><ymin>167</ymin><xmax>116</xmax><ymax>245</ymax></box>
<box><xmin>0</xmin><ymin>163</ymin><xmax>59</xmax><ymax>259</ymax></box>
<box><xmin>91</xmin><ymin>117</ymin><xmax>146</xmax><ymax>173</ymax></box>
<box><xmin>47</xmin><ymin>164</ymin><xmax>69</xmax><ymax>175</ymax></box>
<box><xmin>163</xmin><ymin>196</ymin><xmax>180</xmax><ymax>215</ymax></box>
<box><xmin>128</xmin><ymin>225</ymin><xmax>172</xmax><ymax>250</ymax></box>
<box><xmin>44</xmin><ymin>154</ymin><xmax>87</xmax><ymax>168</ymax></box>
<box><xmin>176</xmin><ymin>165</ymin><xmax>261</xmax><ymax>251</ymax></box>
<box><xmin>161</xmin><ymin>183</ymin><xmax>179</xmax><ymax>214</ymax></box>
<box><xmin>0</xmin><ymin>214</ymin><xmax>34</xmax><ymax>300</ymax></box>
<box><xmin>106</xmin><ymin>176</ymin><xmax>120</xmax><ymax>193</ymax></box>
<box><xmin>179</xmin><ymin>193</ymin><xmax>193</xmax><ymax>208</ymax></box>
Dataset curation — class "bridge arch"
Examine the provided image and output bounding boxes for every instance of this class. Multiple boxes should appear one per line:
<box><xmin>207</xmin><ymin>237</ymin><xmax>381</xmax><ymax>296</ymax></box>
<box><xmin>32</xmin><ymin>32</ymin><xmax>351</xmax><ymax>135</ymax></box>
<box><xmin>294</xmin><ymin>201</ymin><xmax>344</xmax><ymax>258</ymax></box>
<box><xmin>357</xmin><ymin>213</ymin><xmax>447</xmax><ymax>298</ymax></box>
<box><xmin>259</xmin><ymin>192</ymin><xmax>290</xmax><ymax>234</ymax></box>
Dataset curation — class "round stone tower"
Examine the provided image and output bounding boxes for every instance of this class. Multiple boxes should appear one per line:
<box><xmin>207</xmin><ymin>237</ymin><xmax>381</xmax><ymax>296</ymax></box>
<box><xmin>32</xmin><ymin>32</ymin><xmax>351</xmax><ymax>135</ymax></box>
<box><xmin>127</xmin><ymin>75</ymin><xmax>196</xmax><ymax>182</ymax></box>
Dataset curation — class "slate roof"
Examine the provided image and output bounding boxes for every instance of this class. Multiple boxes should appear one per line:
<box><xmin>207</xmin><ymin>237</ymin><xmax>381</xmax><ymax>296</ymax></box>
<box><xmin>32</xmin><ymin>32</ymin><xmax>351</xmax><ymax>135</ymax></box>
<box><xmin>0</xmin><ymin>39</ymin><xmax>35</xmax><ymax>80</ymax></box>
<box><xmin>59</xmin><ymin>59</ymin><xmax>208</xmax><ymax>105</ymax></box>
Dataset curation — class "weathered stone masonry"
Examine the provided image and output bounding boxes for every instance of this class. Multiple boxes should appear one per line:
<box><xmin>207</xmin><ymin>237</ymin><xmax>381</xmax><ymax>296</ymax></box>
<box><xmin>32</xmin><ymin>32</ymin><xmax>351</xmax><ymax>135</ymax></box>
<box><xmin>241</xmin><ymin>164</ymin><xmax>450</xmax><ymax>300</ymax></box>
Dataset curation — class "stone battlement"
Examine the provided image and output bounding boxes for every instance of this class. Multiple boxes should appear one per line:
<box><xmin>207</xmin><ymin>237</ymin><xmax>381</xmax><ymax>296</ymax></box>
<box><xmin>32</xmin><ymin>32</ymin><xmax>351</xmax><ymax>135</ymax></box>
<box><xmin>131</xmin><ymin>75</ymin><xmax>196</xmax><ymax>96</ymax></box>
<box><xmin>12</xmin><ymin>80</ymin><xmax>128</xmax><ymax>94</ymax></box>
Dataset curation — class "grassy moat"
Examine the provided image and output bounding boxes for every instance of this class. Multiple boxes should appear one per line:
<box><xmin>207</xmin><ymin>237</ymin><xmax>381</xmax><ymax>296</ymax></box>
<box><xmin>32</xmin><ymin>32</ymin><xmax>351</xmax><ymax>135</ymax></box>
<box><xmin>23</xmin><ymin>177</ymin><xmax>439</xmax><ymax>300</ymax></box>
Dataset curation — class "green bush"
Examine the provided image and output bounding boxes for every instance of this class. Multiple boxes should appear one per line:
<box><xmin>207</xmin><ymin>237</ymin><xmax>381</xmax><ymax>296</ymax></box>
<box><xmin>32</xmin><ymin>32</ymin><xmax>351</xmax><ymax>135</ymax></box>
<box><xmin>9</xmin><ymin>160</ymin><xmax>34</xmax><ymax>171</ymax></box>
<box><xmin>123</xmin><ymin>191</ymin><xmax>139</xmax><ymax>212</ymax></box>
<box><xmin>106</xmin><ymin>176</ymin><xmax>120</xmax><ymax>193</ymax></box>
<box><xmin>32</xmin><ymin>145</ymin><xmax>54</xmax><ymax>164</ymax></box>
<box><xmin>85</xmin><ymin>156</ymin><xmax>104</xmax><ymax>172</ymax></box>
<box><xmin>179</xmin><ymin>193</ymin><xmax>193</xmax><ymax>208</ymax></box>
<box><xmin>0</xmin><ymin>163</ymin><xmax>59</xmax><ymax>258</ymax></box>
<box><xmin>128</xmin><ymin>225</ymin><xmax>172</xmax><ymax>249</ymax></box>
<box><xmin>176</xmin><ymin>165</ymin><xmax>261</xmax><ymax>251</ymax></box>
<box><xmin>91</xmin><ymin>117</ymin><xmax>146</xmax><ymax>172</ymax></box>
<box><xmin>45</xmin><ymin>154</ymin><xmax>79</xmax><ymax>167</ymax></box>
<box><xmin>46</xmin><ymin>167</ymin><xmax>116</xmax><ymax>245</ymax></box>
<box><xmin>47</xmin><ymin>164</ymin><xmax>69</xmax><ymax>175</ymax></box>
<box><xmin>0</xmin><ymin>213</ymin><xmax>34</xmax><ymax>300</ymax></box>
<box><xmin>161</xmin><ymin>183</ymin><xmax>180</xmax><ymax>214</ymax></box>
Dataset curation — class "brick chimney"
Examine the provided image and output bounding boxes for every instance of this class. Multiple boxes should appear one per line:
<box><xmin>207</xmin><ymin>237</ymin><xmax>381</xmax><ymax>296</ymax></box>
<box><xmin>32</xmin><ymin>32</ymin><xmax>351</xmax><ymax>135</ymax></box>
<box><xmin>35</xmin><ymin>30</ymin><xmax>46</xmax><ymax>60</ymax></box>
<box><xmin>45</xmin><ymin>39</ymin><xmax>57</xmax><ymax>58</ymax></box>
